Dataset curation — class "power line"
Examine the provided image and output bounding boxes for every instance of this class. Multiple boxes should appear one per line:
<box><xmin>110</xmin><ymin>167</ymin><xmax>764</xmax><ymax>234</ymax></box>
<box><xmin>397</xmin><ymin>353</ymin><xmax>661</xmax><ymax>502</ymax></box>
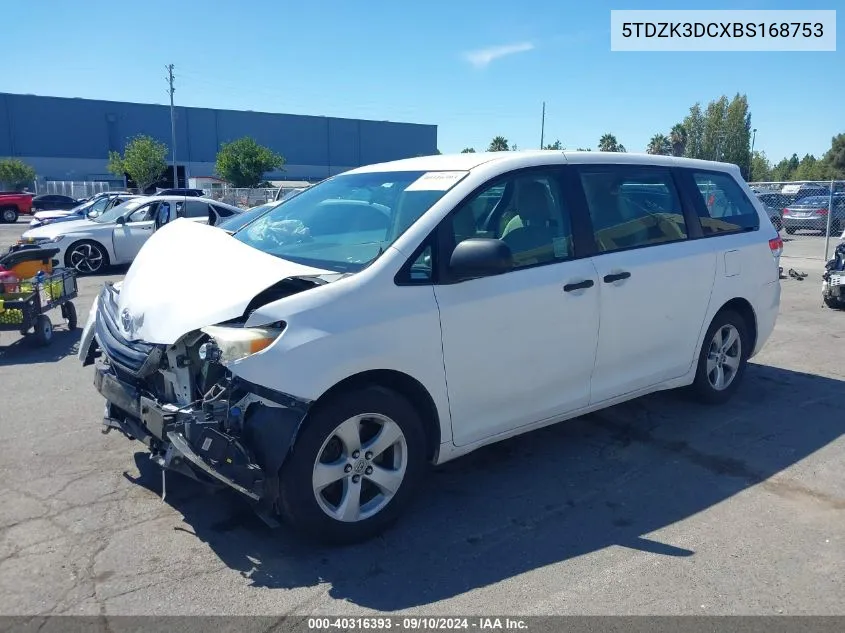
<box><xmin>166</xmin><ymin>64</ymin><xmax>177</xmax><ymax>188</ymax></box>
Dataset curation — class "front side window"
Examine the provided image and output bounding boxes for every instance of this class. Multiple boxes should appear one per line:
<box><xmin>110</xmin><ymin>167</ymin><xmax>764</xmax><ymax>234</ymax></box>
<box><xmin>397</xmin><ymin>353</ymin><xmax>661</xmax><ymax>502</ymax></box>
<box><xmin>93</xmin><ymin>198</ymin><xmax>146</xmax><ymax>223</ymax></box>
<box><xmin>579</xmin><ymin>167</ymin><xmax>687</xmax><ymax>252</ymax></box>
<box><xmin>447</xmin><ymin>172</ymin><xmax>573</xmax><ymax>269</ymax></box>
<box><xmin>692</xmin><ymin>171</ymin><xmax>760</xmax><ymax>235</ymax></box>
<box><xmin>234</xmin><ymin>170</ymin><xmax>467</xmax><ymax>272</ymax></box>
<box><xmin>129</xmin><ymin>203</ymin><xmax>157</xmax><ymax>223</ymax></box>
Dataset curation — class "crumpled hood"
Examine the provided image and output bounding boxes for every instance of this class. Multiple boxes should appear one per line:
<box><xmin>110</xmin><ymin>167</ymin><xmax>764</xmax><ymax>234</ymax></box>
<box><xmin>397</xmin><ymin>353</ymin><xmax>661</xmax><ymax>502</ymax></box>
<box><xmin>116</xmin><ymin>219</ymin><xmax>332</xmax><ymax>344</ymax></box>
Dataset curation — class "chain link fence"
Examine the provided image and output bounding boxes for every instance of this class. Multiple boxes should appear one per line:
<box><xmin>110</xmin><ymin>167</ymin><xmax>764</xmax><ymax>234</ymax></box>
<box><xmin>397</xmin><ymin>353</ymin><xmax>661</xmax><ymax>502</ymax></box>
<box><xmin>35</xmin><ymin>181</ymin><xmax>114</xmax><ymax>199</ymax></box>
<box><xmin>749</xmin><ymin>180</ymin><xmax>845</xmax><ymax>261</ymax></box>
<box><xmin>203</xmin><ymin>186</ymin><xmax>308</xmax><ymax>209</ymax></box>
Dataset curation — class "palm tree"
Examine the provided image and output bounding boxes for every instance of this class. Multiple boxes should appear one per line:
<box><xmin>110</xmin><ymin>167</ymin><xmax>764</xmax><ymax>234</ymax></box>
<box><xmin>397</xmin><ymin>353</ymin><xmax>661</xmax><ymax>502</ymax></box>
<box><xmin>647</xmin><ymin>133</ymin><xmax>672</xmax><ymax>155</ymax></box>
<box><xmin>598</xmin><ymin>133</ymin><xmax>625</xmax><ymax>152</ymax></box>
<box><xmin>461</xmin><ymin>147</ymin><xmax>476</xmax><ymax>153</ymax></box>
<box><xmin>669</xmin><ymin>123</ymin><xmax>687</xmax><ymax>157</ymax></box>
<box><xmin>488</xmin><ymin>136</ymin><xmax>510</xmax><ymax>152</ymax></box>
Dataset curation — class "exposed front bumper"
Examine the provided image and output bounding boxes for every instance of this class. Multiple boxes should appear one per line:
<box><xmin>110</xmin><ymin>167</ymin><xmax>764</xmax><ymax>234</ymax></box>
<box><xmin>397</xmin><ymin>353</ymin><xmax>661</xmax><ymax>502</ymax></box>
<box><xmin>94</xmin><ymin>359</ymin><xmax>266</xmax><ymax>501</ymax></box>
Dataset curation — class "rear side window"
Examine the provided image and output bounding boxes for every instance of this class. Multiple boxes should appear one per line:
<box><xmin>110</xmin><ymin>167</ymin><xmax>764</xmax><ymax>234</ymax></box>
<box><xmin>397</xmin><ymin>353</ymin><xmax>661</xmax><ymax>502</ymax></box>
<box><xmin>691</xmin><ymin>172</ymin><xmax>760</xmax><ymax>235</ymax></box>
<box><xmin>183</xmin><ymin>200</ymin><xmax>210</xmax><ymax>218</ymax></box>
<box><xmin>578</xmin><ymin>166</ymin><xmax>687</xmax><ymax>253</ymax></box>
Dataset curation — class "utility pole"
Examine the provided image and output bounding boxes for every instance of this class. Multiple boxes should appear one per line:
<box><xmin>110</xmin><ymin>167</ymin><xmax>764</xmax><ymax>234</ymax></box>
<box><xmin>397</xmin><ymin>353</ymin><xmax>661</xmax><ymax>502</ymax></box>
<box><xmin>539</xmin><ymin>101</ymin><xmax>546</xmax><ymax>149</ymax></box>
<box><xmin>749</xmin><ymin>128</ymin><xmax>757</xmax><ymax>182</ymax></box>
<box><xmin>166</xmin><ymin>64</ymin><xmax>177</xmax><ymax>188</ymax></box>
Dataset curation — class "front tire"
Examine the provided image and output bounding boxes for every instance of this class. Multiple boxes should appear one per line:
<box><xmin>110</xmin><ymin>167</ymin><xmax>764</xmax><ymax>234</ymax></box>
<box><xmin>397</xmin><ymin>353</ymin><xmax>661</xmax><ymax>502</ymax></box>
<box><xmin>689</xmin><ymin>310</ymin><xmax>750</xmax><ymax>405</ymax></box>
<box><xmin>65</xmin><ymin>240</ymin><xmax>109</xmax><ymax>275</ymax></box>
<box><xmin>277</xmin><ymin>386</ymin><xmax>426</xmax><ymax>545</ymax></box>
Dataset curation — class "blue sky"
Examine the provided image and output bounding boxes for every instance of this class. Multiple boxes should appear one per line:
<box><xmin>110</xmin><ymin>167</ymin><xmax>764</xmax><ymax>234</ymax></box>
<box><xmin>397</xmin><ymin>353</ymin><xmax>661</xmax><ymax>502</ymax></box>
<box><xmin>3</xmin><ymin>0</ymin><xmax>842</xmax><ymax>163</ymax></box>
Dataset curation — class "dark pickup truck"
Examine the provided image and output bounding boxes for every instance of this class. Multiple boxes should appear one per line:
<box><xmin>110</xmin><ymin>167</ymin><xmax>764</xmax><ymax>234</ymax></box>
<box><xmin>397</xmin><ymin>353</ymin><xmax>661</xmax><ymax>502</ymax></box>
<box><xmin>0</xmin><ymin>192</ymin><xmax>34</xmax><ymax>223</ymax></box>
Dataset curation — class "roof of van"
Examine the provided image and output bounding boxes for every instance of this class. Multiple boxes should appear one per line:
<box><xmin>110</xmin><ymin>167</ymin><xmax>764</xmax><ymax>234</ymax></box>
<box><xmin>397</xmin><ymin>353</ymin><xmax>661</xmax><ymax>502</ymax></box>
<box><xmin>348</xmin><ymin>150</ymin><xmax>741</xmax><ymax>175</ymax></box>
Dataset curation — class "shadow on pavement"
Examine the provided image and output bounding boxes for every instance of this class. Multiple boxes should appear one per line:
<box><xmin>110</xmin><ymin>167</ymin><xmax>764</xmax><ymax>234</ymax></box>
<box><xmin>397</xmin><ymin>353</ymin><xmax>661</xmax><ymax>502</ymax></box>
<box><xmin>124</xmin><ymin>363</ymin><xmax>843</xmax><ymax>611</ymax></box>
<box><xmin>0</xmin><ymin>326</ymin><xmax>80</xmax><ymax>366</ymax></box>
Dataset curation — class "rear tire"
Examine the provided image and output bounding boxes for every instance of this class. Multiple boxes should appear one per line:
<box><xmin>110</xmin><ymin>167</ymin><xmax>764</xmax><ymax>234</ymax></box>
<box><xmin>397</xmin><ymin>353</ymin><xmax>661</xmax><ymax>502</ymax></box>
<box><xmin>0</xmin><ymin>207</ymin><xmax>18</xmax><ymax>224</ymax></box>
<box><xmin>277</xmin><ymin>386</ymin><xmax>426</xmax><ymax>545</ymax></box>
<box><xmin>688</xmin><ymin>310</ymin><xmax>750</xmax><ymax>405</ymax></box>
<box><xmin>62</xmin><ymin>302</ymin><xmax>78</xmax><ymax>329</ymax></box>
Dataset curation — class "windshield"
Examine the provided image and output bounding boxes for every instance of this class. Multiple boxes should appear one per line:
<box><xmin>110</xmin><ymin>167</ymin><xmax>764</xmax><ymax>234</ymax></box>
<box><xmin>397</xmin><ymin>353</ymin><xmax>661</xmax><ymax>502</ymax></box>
<box><xmin>218</xmin><ymin>202</ymin><xmax>278</xmax><ymax>232</ymax></box>
<box><xmin>92</xmin><ymin>198</ymin><xmax>147</xmax><ymax>223</ymax></box>
<box><xmin>233</xmin><ymin>170</ymin><xmax>467</xmax><ymax>272</ymax></box>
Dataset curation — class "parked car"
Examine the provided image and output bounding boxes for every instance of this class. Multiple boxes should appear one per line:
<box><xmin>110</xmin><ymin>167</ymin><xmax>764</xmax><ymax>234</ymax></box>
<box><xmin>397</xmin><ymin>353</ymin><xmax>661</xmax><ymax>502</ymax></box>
<box><xmin>0</xmin><ymin>191</ymin><xmax>34</xmax><ymax>223</ymax></box>
<box><xmin>30</xmin><ymin>193</ymin><xmax>138</xmax><ymax>229</ymax></box>
<box><xmin>78</xmin><ymin>151</ymin><xmax>780</xmax><ymax>544</ymax></box>
<box><xmin>155</xmin><ymin>188</ymin><xmax>205</xmax><ymax>197</ymax></box>
<box><xmin>753</xmin><ymin>192</ymin><xmax>784</xmax><ymax>231</ymax></box>
<box><xmin>19</xmin><ymin>195</ymin><xmax>242</xmax><ymax>274</ymax></box>
<box><xmin>782</xmin><ymin>194</ymin><xmax>845</xmax><ymax>235</ymax></box>
<box><xmin>31</xmin><ymin>194</ymin><xmax>82</xmax><ymax>211</ymax></box>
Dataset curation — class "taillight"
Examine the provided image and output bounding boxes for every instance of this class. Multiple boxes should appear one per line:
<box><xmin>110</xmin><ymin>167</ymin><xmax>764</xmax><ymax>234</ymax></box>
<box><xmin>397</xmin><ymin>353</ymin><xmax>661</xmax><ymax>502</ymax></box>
<box><xmin>769</xmin><ymin>236</ymin><xmax>783</xmax><ymax>257</ymax></box>
<box><xmin>818</xmin><ymin>208</ymin><xmax>829</xmax><ymax>215</ymax></box>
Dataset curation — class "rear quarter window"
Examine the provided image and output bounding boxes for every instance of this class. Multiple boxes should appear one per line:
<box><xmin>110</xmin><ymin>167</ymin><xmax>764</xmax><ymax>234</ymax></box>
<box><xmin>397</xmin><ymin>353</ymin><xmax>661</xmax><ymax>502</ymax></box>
<box><xmin>691</xmin><ymin>172</ymin><xmax>760</xmax><ymax>235</ymax></box>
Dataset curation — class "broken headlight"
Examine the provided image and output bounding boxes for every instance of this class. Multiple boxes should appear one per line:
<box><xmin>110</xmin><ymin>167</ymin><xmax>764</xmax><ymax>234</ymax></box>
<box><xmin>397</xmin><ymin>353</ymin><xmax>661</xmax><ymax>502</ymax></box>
<box><xmin>199</xmin><ymin>324</ymin><xmax>284</xmax><ymax>364</ymax></box>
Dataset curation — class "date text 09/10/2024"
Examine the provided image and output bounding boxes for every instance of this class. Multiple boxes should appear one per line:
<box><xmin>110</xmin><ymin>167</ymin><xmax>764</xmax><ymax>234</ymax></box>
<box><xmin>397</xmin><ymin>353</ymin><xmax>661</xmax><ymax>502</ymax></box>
<box><xmin>307</xmin><ymin>617</ymin><xmax>529</xmax><ymax>630</ymax></box>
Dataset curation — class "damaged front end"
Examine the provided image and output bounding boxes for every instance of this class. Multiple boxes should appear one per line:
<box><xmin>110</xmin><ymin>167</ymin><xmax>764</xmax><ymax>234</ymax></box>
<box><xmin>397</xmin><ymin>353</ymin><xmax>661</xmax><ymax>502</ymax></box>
<box><xmin>85</xmin><ymin>282</ymin><xmax>314</xmax><ymax>520</ymax></box>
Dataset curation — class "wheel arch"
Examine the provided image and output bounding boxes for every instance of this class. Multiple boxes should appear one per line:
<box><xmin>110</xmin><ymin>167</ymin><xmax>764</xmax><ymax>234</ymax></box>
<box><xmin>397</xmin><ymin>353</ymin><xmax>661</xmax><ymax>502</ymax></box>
<box><xmin>306</xmin><ymin>369</ymin><xmax>443</xmax><ymax>463</ymax></box>
<box><xmin>712</xmin><ymin>297</ymin><xmax>758</xmax><ymax>354</ymax></box>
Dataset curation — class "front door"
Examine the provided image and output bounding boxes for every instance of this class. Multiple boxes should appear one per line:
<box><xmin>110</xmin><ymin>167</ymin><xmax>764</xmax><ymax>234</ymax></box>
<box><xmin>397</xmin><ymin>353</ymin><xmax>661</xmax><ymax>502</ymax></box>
<box><xmin>575</xmin><ymin>164</ymin><xmax>717</xmax><ymax>403</ymax></box>
<box><xmin>112</xmin><ymin>201</ymin><xmax>161</xmax><ymax>263</ymax></box>
<box><xmin>433</xmin><ymin>170</ymin><xmax>601</xmax><ymax>447</ymax></box>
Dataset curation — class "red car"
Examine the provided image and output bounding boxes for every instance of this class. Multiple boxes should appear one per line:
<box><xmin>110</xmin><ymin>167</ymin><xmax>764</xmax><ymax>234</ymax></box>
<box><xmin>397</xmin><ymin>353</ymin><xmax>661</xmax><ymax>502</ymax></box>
<box><xmin>0</xmin><ymin>192</ymin><xmax>34</xmax><ymax>223</ymax></box>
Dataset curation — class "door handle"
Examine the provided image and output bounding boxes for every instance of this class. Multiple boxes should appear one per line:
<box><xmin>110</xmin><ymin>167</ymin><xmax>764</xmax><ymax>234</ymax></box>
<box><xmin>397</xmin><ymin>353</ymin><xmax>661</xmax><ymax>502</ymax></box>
<box><xmin>603</xmin><ymin>271</ymin><xmax>631</xmax><ymax>283</ymax></box>
<box><xmin>563</xmin><ymin>279</ymin><xmax>594</xmax><ymax>292</ymax></box>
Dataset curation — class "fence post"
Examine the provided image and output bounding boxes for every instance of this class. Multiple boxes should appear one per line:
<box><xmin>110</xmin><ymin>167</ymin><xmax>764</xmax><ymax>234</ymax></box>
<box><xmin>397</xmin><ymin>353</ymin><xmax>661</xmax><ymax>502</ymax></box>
<box><xmin>823</xmin><ymin>180</ymin><xmax>835</xmax><ymax>261</ymax></box>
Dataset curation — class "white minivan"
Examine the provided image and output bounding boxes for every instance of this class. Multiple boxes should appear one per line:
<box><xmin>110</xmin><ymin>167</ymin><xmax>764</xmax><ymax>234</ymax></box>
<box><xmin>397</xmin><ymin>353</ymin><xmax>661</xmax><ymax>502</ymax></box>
<box><xmin>78</xmin><ymin>151</ymin><xmax>782</xmax><ymax>544</ymax></box>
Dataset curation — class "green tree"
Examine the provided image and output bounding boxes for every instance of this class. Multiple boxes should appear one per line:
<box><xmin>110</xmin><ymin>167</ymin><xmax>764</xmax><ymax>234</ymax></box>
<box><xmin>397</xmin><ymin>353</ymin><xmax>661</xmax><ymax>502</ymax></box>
<box><xmin>721</xmin><ymin>94</ymin><xmax>752</xmax><ymax>178</ymax></box>
<box><xmin>461</xmin><ymin>147</ymin><xmax>476</xmax><ymax>153</ymax></box>
<box><xmin>822</xmin><ymin>133</ymin><xmax>845</xmax><ymax>178</ymax></box>
<box><xmin>0</xmin><ymin>158</ymin><xmax>36</xmax><ymax>190</ymax></box>
<box><xmin>598</xmin><ymin>134</ymin><xmax>625</xmax><ymax>152</ymax></box>
<box><xmin>543</xmin><ymin>139</ymin><xmax>563</xmax><ymax>150</ymax></box>
<box><xmin>488</xmin><ymin>136</ymin><xmax>510</xmax><ymax>152</ymax></box>
<box><xmin>576</xmin><ymin>147</ymin><xmax>592</xmax><ymax>152</ymax></box>
<box><xmin>701</xmin><ymin>95</ymin><xmax>729</xmax><ymax>161</ymax></box>
<box><xmin>215</xmin><ymin>137</ymin><xmax>285</xmax><ymax>188</ymax></box>
<box><xmin>683</xmin><ymin>104</ymin><xmax>705</xmax><ymax>159</ymax></box>
<box><xmin>770</xmin><ymin>154</ymin><xmax>801</xmax><ymax>181</ymax></box>
<box><xmin>107</xmin><ymin>135</ymin><xmax>168</xmax><ymax>193</ymax></box>
<box><xmin>647</xmin><ymin>133</ymin><xmax>672</xmax><ymax>155</ymax></box>
<box><xmin>749</xmin><ymin>151</ymin><xmax>772</xmax><ymax>182</ymax></box>
<box><xmin>669</xmin><ymin>123</ymin><xmax>688</xmax><ymax>157</ymax></box>
<box><xmin>793</xmin><ymin>154</ymin><xmax>834</xmax><ymax>181</ymax></box>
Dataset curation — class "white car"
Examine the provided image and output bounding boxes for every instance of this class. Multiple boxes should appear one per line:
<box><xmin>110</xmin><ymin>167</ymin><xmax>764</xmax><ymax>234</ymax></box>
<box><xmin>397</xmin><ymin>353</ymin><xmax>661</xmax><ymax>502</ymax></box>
<box><xmin>19</xmin><ymin>195</ymin><xmax>242</xmax><ymax>274</ymax></box>
<box><xmin>79</xmin><ymin>151</ymin><xmax>781</xmax><ymax>544</ymax></box>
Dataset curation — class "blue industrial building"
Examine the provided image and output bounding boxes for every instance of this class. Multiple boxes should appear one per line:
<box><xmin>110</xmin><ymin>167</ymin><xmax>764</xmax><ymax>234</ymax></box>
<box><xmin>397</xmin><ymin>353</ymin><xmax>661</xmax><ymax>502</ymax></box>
<box><xmin>0</xmin><ymin>92</ymin><xmax>438</xmax><ymax>187</ymax></box>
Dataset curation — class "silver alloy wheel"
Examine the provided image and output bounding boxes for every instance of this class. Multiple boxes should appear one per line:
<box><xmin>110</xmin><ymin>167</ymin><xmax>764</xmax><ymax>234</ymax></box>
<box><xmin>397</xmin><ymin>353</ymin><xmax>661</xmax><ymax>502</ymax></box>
<box><xmin>706</xmin><ymin>324</ymin><xmax>742</xmax><ymax>391</ymax></box>
<box><xmin>1</xmin><ymin>208</ymin><xmax>16</xmax><ymax>223</ymax></box>
<box><xmin>312</xmin><ymin>413</ymin><xmax>408</xmax><ymax>523</ymax></box>
<box><xmin>68</xmin><ymin>243</ymin><xmax>104</xmax><ymax>273</ymax></box>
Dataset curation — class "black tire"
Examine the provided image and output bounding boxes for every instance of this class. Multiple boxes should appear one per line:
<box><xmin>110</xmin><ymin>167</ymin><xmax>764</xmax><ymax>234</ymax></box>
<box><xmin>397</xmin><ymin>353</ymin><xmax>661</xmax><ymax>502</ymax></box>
<box><xmin>65</xmin><ymin>240</ymin><xmax>109</xmax><ymax>275</ymax></box>
<box><xmin>62</xmin><ymin>301</ymin><xmax>78</xmax><ymax>329</ymax></box>
<box><xmin>688</xmin><ymin>310</ymin><xmax>750</xmax><ymax>405</ymax></box>
<box><xmin>0</xmin><ymin>207</ymin><xmax>18</xmax><ymax>224</ymax></box>
<box><xmin>277</xmin><ymin>386</ymin><xmax>427</xmax><ymax>545</ymax></box>
<box><xmin>34</xmin><ymin>314</ymin><xmax>53</xmax><ymax>346</ymax></box>
<box><xmin>824</xmin><ymin>296</ymin><xmax>845</xmax><ymax>310</ymax></box>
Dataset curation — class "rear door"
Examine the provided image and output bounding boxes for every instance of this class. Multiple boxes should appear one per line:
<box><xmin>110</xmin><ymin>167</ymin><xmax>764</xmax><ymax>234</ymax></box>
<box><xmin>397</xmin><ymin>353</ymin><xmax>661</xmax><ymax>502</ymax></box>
<box><xmin>574</xmin><ymin>164</ymin><xmax>717</xmax><ymax>403</ymax></box>
<box><xmin>181</xmin><ymin>199</ymin><xmax>211</xmax><ymax>224</ymax></box>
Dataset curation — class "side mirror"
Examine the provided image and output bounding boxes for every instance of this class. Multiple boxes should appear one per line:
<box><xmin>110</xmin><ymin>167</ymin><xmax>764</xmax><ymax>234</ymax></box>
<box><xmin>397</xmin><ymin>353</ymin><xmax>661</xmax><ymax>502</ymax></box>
<box><xmin>115</xmin><ymin>216</ymin><xmax>126</xmax><ymax>225</ymax></box>
<box><xmin>449</xmin><ymin>238</ymin><xmax>513</xmax><ymax>282</ymax></box>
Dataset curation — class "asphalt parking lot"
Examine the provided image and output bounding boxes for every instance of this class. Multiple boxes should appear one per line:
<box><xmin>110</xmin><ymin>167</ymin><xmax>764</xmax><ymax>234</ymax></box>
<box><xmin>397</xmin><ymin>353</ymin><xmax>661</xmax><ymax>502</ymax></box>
<box><xmin>0</xmin><ymin>218</ymin><xmax>843</xmax><ymax>617</ymax></box>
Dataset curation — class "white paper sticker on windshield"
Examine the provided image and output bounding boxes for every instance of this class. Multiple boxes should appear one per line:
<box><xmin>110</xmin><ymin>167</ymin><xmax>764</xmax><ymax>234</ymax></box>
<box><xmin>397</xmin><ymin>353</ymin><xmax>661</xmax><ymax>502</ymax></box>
<box><xmin>406</xmin><ymin>171</ymin><xmax>468</xmax><ymax>192</ymax></box>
